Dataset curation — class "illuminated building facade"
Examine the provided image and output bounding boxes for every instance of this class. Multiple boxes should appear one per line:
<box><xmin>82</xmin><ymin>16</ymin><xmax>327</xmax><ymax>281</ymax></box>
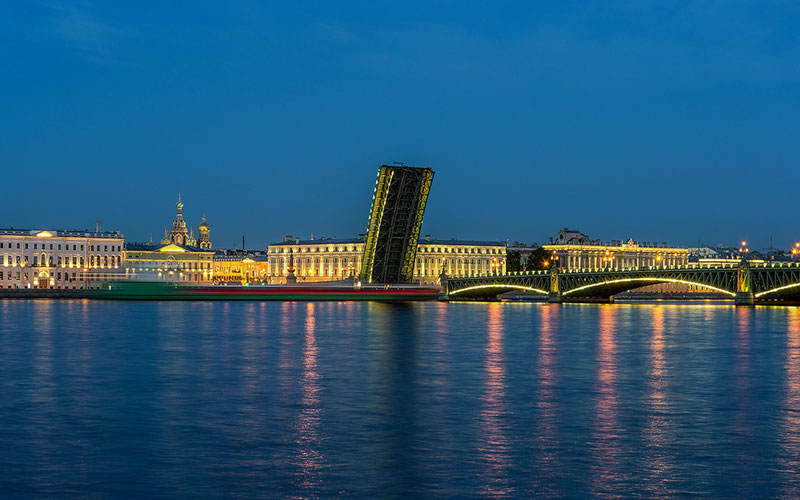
<box><xmin>267</xmin><ymin>235</ymin><xmax>506</xmax><ymax>286</ymax></box>
<box><xmin>212</xmin><ymin>250</ymin><xmax>269</xmax><ymax>284</ymax></box>
<box><xmin>543</xmin><ymin>228</ymin><xmax>689</xmax><ymax>271</ymax></box>
<box><xmin>0</xmin><ymin>226</ymin><xmax>125</xmax><ymax>289</ymax></box>
<box><xmin>124</xmin><ymin>243</ymin><xmax>214</xmax><ymax>284</ymax></box>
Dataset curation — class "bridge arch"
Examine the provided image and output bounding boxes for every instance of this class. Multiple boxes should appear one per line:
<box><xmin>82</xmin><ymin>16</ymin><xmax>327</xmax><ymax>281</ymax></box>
<box><xmin>562</xmin><ymin>277</ymin><xmax>736</xmax><ymax>298</ymax></box>
<box><xmin>755</xmin><ymin>282</ymin><xmax>800</xmax><ymax>299</ymax></box>
<box><xmin>449</xmin><ymin>284</ymin><xmax>548</xmax><ymax>298</ymax></box>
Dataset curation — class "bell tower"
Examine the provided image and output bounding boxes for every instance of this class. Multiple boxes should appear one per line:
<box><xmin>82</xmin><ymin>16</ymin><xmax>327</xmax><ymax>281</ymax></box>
<box><xmin>198</xmin><ymin>214</ymin><xmax>212</xmax><ymax>250</ymax></box>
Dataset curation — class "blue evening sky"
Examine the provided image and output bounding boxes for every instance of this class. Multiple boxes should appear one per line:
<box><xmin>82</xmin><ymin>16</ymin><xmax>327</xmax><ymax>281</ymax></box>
<box><xmin>1</xmin><ymin>1</ymin><xmax>798</xmax><ymax>249</ymax></box>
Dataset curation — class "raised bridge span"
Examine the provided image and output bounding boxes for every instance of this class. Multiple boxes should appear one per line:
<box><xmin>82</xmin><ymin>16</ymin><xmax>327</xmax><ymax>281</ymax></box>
<box><xmin>444</xmin><ymin>260</ymin><xmax>800</xmax><ymax>305</ymax></box>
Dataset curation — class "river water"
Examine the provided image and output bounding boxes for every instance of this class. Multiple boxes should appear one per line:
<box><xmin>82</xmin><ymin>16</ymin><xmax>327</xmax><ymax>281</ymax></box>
<box><xmin>0</xmin><ymin>300</ymin><xmax>799</xmax><ymax>499</ymax></box>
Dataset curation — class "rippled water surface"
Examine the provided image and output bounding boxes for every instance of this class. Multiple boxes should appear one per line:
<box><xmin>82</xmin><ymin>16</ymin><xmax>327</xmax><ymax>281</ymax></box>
<box><xmin>1</xmin><ymin>300</ymin><xmax>800</xmax><ymax>499</ymax></box>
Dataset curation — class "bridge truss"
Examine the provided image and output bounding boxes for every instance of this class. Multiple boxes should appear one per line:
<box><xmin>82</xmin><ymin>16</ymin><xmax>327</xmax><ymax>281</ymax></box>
<box><xmin>360</xmin><ymin>165</ymin><xmax>434</xmax><ymax>284</ymax></box>
<box><xmin>446</xmin><ymin>261</ymin><xmax>800</xmax><ymax>304</ymax></box>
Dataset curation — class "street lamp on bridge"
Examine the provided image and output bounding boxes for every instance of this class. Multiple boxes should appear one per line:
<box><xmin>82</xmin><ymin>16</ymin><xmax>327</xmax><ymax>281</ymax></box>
<box><xmin>740</xmin><ymin>240</ymin><xmax>749</xmax><ymax>257</ymax></box>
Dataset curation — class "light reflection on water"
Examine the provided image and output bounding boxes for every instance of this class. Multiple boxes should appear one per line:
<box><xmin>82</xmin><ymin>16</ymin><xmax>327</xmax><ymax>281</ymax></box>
<box><xmin>295</xmin><ymin>303</ymin><xmax>322</xmax><ymax>496</ymax></box>
<box><xmin>479</xmin><ymin>304</ymin><xmax>511</xmax><ymax>497</ymax></box>
<box><xmin>782</xmin><ymin>309</ymin><xmax>800</xmax><ymax>499</ymax></box>
<box><xmin>0</xmin><ymin>300</ymin><xmax>799</xmax><ymax>498</ymax></box>
<box><xmin>534</xmin><ymin>303</ymin><xmax>560</xmax><ymax>496</ymax></box>
<box><xmin>590</xmin><ymin>305</ymin><xmax>622</xmax><ymax>499</ymax></box>
<box><xmin>643</xmin><ymin>306</ymin><xmax>673</xmax><ymax>499</ymax></box>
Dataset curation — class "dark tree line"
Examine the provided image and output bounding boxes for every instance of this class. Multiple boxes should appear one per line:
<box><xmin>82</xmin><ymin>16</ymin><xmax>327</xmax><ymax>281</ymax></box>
<box><xmin>506</xmin><ymin>248</ymin><xmax>552</xmax><ymax>272</ymax></box>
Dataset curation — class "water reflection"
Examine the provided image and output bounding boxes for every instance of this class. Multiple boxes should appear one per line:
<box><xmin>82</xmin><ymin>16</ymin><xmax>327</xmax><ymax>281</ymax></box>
<box><xmin>479</xmin><ymin>304</ymin><xmax>511</xmax><ymax>497</ymax></box>
<box><xmin>781</xmin><ymin>309</ymin><xmax>800</xmax><ymax>499</ymax></box>
<box><xmin>3</xmin><ymin>300</ymin><xmax>799</xmax><ymax>498</ymax></box>
<box><xmin>643</xmin><ymin>306</ymin><xmax>674</xmax><ymax>498</ymax></box>
<box><xmin>591</xmin><ymin>305</ymin><xmax>622</xmax><ymax>498</ymax></box>
<box><xmin>295</xmin><ymin>303</ymin><xmax>323</xmax><ymax>496</ymax></box>
<box><xmin>534</xmin><ymin>304</ymin><xmax>560</xmax><ymax>495</ymax></box>
<box><xmin>364</xmin><ymin>303</ymin><xmax>422</xmax><ymax>496</ymax></box>
<box><xmin>733</xmin><ymin>307</ymin><xmax>753</xmax><ymax>489</ymax></box>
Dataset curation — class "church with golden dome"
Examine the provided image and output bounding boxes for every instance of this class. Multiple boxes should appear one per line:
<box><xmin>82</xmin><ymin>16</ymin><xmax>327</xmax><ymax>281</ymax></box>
<box><xmin>159</xmin><ymin>194</ymin><xmax>212</xmax><ymax>249</ymax></box>
<box><xmin>123</xmin><ymin>195</ymin><xmax>215</xmax><ymax>284</ymax></box>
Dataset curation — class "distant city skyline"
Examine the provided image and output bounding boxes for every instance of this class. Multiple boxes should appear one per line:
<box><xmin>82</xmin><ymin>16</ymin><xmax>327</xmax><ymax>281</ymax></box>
<box><xmin>1</xmin><ymin>2</ymin><xmax>798</xmax><ymax>248</ymax></box>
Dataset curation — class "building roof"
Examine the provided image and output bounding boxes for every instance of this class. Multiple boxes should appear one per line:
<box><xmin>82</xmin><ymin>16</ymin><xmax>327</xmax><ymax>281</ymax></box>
<box><xmin>0</xmin><ymin>228</ymin><xmax>124</xmax><ymax>239</ymax></box>
<box><xmin>125</xmin><ymin>242</ymin><xmax>213</xmax><ymax>253</ymax></box>
<box><xmin>268</xmin><ymin>236</ymin><xmax>505</xmax><ymax>247</ymax></box>
<box><xmin>422</xmin><ymin>239</ymin><xmax>506</xmax><ymax>247</ymax></box>
<box><xmin>270</xmin><ymin>237</ymin><xmax>364</xmax><ymax>246</ymax></box>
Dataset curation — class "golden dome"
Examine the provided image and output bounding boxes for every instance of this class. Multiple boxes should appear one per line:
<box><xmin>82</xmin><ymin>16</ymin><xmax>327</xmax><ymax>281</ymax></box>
<box><xmin>199</xmin><ymin>215</ymin><xmax>210</xmax><ymax>230</ymax></box>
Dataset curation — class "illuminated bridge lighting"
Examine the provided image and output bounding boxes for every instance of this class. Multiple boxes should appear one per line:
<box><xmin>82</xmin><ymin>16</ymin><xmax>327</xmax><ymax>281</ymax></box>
<box><xmin>450</xmin><ymin>284</ymin><xmax>549</xmax><ymax>296</ymax></box>
<box><xmin>755</xmin><ymin>282</ymin><xmax>800</xmax><ymax>298</ymax></box>
<box><xmin>562</xmin><ymin>278</ymin><xmax>736</xmax><ymax>297</ymax></box>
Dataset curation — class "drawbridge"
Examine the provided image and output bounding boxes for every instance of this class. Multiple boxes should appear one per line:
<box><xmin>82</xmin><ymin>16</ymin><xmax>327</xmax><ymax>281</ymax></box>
<box><xmin>360</xmin><ymin>165</ymin><xmax>434</xmax><ymax>284</ymax></box>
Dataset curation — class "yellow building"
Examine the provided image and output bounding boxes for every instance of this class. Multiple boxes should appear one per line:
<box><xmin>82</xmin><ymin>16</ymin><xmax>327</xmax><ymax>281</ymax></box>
<box><xmin>267</xmin><ymin>235</ymin><xmax>506</xmax><ymax>285</ymax></box>
<box><xmin>123</xmin><ymin>243</ymin><xmax>214</xmax><ymax>284</ymax></box>
<box><xmin>543</xmin><ymin>228</ymin><xmax>688</xmax><ymax>271</ymax></box>
<box><xmin>0</xmin><ymin>225</ymin><xmax>125</xmax><ymax>289</ymax></box>
<box><xmin>212</xmin><ymin>251</ymin><xmax>269</xmax><ymax>284</ymax></box>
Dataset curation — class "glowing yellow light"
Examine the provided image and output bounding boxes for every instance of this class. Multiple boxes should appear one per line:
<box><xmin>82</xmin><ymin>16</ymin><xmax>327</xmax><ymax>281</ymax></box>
<box><xmin>563</xmin><ymin>278</ymin><xmax>736</xmax><ymax>297</ymax></box>
<box><xmin>35</xmin><ymin>231</ymin><xmax>53</xmax><ymax>238</ymax></box>
<box><xmin>755</xmin><ymin>282</ymin><xmax>800</xmax><ymax>298</ymax></box>
<box><xmin>449</xmin><ymin>284</ymin><xmax>548</xmax><ymax>296</ymax></box>
<box><xmin>158</xmin><ymin>244</ymin><xmax>186</xmax><ymax>253</ymax></box>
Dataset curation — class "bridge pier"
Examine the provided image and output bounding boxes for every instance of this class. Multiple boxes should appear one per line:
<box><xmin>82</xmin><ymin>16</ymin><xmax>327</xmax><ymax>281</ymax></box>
<box><xmin>735</xmin><ymin>291</ymin><xmax>754</xmax><ymax>306</ymax></box>
<box><xmin>735</xmin><ymin>260</ymin><xmax>754</xmax><ymax>306</ymax></box>
<box><xmin>548</xmin><ymin>292</ymin><xmax>562</xmax><ymax>304</ymax></box>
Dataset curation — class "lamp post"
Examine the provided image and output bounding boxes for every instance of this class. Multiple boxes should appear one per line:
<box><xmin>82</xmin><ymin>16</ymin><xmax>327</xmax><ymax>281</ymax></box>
<box><xmin>792</xmin><ymin>242</ymin><xmax>799</xmax><ymax>261</ymax></box>
<box><xmin>739</xmin><ymin>240</ymin><xmax>749</xmax><ymax>259</ymax></box>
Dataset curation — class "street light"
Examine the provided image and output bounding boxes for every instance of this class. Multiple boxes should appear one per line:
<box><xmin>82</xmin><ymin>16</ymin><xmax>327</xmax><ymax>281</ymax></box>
<box><xmin>739</xmin><ymin>240</ymin><xmax>749</xmax><ymax>256</ymax></box>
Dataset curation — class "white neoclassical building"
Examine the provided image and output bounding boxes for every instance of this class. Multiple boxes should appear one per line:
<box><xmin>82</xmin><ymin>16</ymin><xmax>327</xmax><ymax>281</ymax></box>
<box><xmin>0</xmin><ymin>225</ymin><xmax>125</xmax><ymax>289</ymax></box>
<box><xmin>267</xmin><ymin>235</ymin><xmax>506</xmax><ymax>285</ymax></box>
